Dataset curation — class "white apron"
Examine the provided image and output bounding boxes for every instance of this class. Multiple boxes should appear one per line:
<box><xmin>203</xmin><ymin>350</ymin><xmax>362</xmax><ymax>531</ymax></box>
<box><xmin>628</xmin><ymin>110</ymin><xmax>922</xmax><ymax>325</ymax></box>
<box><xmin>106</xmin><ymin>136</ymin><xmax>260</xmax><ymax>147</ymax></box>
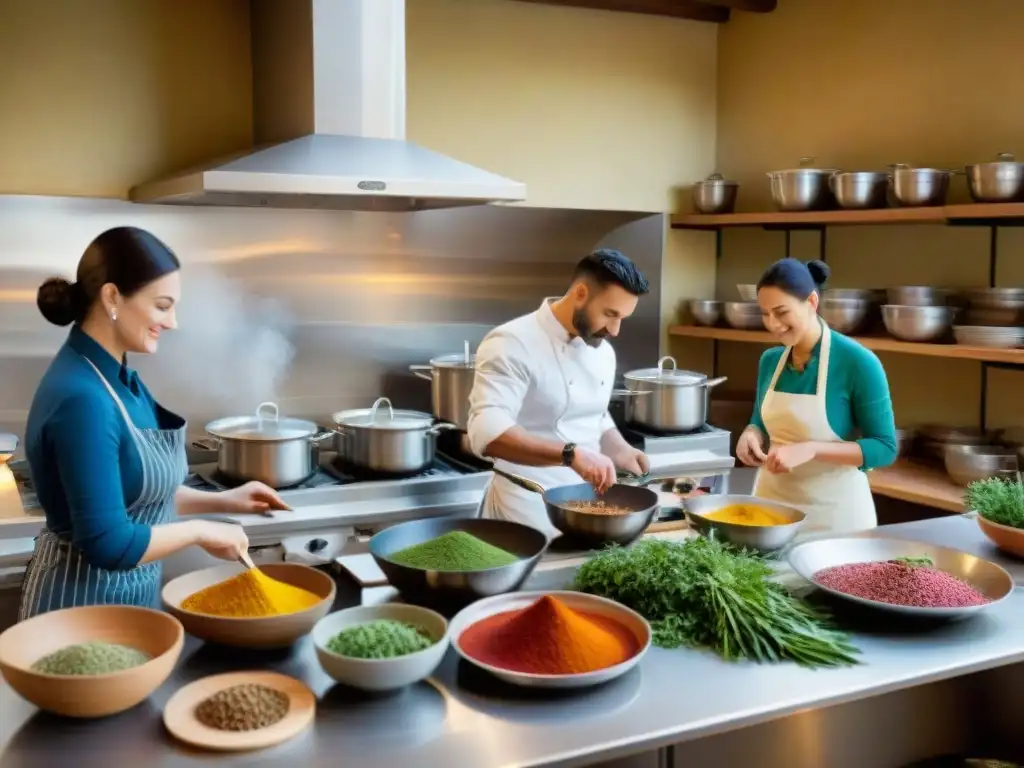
<box><xmin>753</xmin><ymin>323</ymin><xmax>877</xmax><ymax>535</ymax></box>
<box><xmin>478</xmin><ymin>349</ymin><xmax>612</xmax><ymax>538</ymax></box>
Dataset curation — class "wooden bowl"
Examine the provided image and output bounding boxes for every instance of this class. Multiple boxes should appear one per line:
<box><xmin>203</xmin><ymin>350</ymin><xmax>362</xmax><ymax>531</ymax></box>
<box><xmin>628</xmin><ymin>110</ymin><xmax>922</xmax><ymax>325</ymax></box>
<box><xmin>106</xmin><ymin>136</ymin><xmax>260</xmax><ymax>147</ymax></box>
<box><xmin>977</xmin><ymin>515</ymin><xmax>1024</xmax><ymax>559</ymax></box>
<box><xmin>0</xmin><ymin>605</ymin><xmax>183</xmax><ymax>718</ymax></box>
<box><xmin>161</xmin><ymin>563</ymin><xmax>336</xmax><ymax>649</ymax></box>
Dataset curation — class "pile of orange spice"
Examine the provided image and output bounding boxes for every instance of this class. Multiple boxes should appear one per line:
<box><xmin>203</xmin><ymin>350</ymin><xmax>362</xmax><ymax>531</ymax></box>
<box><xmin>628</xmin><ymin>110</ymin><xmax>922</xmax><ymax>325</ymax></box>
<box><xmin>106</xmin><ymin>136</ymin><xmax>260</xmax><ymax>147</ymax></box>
<box><xmin>459</xmin><ymin>595</ymin><xmax>638</xmax><ymax>675</ymax></box>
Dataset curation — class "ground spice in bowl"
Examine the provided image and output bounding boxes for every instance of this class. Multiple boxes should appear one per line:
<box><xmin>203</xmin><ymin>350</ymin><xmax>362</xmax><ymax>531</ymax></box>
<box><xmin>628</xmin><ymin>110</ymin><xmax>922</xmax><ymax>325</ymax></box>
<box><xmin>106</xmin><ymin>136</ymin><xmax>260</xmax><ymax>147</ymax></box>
<box><xmin>31</xmin><ymin>641</ymin><xmax>151</xmax><ymax>675</ymax></box>
<box><xmin>813</xmin><ymin>560</ymin><xmax>992</xmax><ymax>608</ymax></box>
<box><xmin>326</xmin><ymin>620</ymin><xmax>434</xmax><ymax>659</ymax></box>
<box><xmin>181</xmin><ymin>569</ymin><xmax>321</xmax><ymax>618</ymax></box>
<box><xmin>387</xmin><ymin>531</ymin><xmax>519</xmax><ymax>571</ymax></box>
<box><xmin>458</xmin><ymin>595</ymin><xmax>639</xmax><ymax>675</ymax></box>
<box><xmin>563</xmin><ymin>500</ymin><xmax>635</xmax><ymax>516</ymax></box>
<box><xmin>194</xmin><ymin>683</ymin><xmax>290</xmax><ymax>732</ymax></box>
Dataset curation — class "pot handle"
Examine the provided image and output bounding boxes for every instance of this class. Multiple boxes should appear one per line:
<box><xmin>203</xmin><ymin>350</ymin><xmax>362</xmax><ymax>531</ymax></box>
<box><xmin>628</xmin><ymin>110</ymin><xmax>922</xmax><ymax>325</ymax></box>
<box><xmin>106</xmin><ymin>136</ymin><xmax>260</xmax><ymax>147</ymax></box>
<box><xmin>256</xmin><ymin>401</ymin><xmax>279</xmax><ymax>422</ymax></box>
<box><xmin>369</xmin><ymin>397</ymin><xmax>395</xmax><ymax>423</ymax></box>
<box><xmin>426</xmin><ymin>422</ymin><xmax>459</xmax><ymax>436</ymax></box>
<box><xmin>309</xmin><ymin>431</ymin><xmax>336</xmax><ymax>443</ymax></box>
<box><xmin>657</xmin><ymin>356</ymin><xmax>678</xmax><ymax>373</ymax></box>
<box><xmin>611</xmin><ymin>389</ymin><xmax>652</xmax><ymax>398</ymax></box>
<box><xmin>491</xmin><ymin>466</ymin><xmax>547</xmax><ymax>495</ymax></box>
<box><xmin>700</xmin><ymin>376</ymin><xmax>729</xmax><ymax>389</ymax></box>
<box><xmin>409</xmin><ymin>365</ymin><xmax>433</xmax><ymax>381</ymax></box>
<box><xmin>192</xmin><ymin>438</ymin><xmax>220</xmax><ymax>451</ymax></box>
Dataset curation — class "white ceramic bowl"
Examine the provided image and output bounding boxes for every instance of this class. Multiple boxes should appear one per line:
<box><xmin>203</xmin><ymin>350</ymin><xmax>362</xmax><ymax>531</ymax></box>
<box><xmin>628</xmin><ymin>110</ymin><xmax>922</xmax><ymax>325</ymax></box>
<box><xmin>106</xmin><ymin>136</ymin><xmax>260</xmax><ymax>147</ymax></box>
<box><xmin>448</xmin><ymin>590</ymin><xmax>651</xmax><ymax>689</ymax></box>
<box><xmin>311</xmin><ymin>604</ymin><xmax>449</xmax><ymax>692</ymax></box>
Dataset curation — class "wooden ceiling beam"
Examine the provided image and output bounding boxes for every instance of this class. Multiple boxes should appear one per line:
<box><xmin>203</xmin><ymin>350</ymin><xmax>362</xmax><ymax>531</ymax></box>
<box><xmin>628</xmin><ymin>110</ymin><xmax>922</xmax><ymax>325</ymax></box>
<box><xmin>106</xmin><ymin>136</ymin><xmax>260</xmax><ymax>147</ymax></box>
<box><xmin>511</xmin><ymin>0</ymin><xmax>731</xmax><ymax>24</ymax></box>
<box><xmin>699</xmin><ymin>0</ymin><xmax>776</xmax><ymax>12</ymax></box>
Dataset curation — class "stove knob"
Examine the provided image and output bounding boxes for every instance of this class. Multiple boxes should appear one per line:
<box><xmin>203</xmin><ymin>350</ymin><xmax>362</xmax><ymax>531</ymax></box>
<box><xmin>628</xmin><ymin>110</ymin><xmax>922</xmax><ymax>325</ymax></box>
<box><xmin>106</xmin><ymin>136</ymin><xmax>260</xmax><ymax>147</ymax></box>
<box><xmin>306</xmin><ymin>538</ymin><xmax>329</xmax><ymax>554</ymax></box>
<box><xmin>674</xmin><ymin>478</ymin><xmax>697</xmax><ymax>494</ymax></box>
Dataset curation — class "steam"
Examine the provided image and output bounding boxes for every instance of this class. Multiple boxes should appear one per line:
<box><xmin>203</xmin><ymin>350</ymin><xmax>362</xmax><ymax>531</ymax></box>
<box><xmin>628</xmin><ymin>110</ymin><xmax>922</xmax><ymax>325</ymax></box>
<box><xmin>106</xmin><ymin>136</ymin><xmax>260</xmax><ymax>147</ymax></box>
<box><xmin>137</xmin><ymin>265</ymin><xmax>295</xmax><ymax>420</ymax></box>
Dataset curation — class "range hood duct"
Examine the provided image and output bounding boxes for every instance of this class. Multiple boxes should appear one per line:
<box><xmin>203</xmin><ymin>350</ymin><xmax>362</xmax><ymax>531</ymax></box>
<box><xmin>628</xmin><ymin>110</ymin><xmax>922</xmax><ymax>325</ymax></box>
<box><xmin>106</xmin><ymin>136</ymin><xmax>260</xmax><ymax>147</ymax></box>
<box><xmin>129</xmin><ymin>0</ymin><xmax>526</xmax><ymax>211</ymax></box>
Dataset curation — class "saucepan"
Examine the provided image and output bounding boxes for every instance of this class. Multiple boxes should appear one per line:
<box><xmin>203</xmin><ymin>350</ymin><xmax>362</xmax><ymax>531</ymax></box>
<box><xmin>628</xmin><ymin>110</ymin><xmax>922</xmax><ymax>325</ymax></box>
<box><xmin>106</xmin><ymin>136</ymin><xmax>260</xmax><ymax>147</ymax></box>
<box><xmin>491</xmin><ymin>467</ymin><xmax>659</xmax><ymax>548</ymax></box>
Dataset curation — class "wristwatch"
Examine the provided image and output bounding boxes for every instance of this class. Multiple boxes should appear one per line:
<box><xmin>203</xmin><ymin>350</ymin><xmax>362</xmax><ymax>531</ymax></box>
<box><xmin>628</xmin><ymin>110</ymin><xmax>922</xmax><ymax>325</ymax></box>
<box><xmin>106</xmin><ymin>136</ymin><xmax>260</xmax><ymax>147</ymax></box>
<box><xmin>561</xmin><ymin>442</ymin><xmax>577</xmax><ymax>467</ymax></box>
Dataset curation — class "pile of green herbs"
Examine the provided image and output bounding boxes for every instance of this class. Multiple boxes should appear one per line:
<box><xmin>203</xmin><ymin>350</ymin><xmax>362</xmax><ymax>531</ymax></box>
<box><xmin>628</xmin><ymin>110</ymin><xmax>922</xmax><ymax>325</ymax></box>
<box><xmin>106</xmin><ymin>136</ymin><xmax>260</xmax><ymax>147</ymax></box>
<box><xmin>966</xmin><ymin>476</ymin><xmax>1024</xmax><ymax>529</ymax></box>
<box><xmin>574</xmin><ymin>537</ymin><xmax>859</xmax><ymax>669</ymax></box>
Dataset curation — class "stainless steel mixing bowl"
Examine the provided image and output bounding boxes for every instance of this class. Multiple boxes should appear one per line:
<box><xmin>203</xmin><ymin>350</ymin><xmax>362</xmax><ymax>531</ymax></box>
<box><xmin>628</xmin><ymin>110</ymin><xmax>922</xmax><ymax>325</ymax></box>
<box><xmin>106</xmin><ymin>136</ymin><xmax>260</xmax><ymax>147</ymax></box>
<box><xmin>966</xmin><ymin>153</ymin><xmax>1024</xmax><ymax>203</ymax></box>
<box><xmin>369</xmin><ymin>517</ymin><xmax>548</xmax><ymax>610</ymax></box>
<box><xmin>693</xmin><ymin>173</ymin><xmax>739</xmax><ymax>214</ymax></box>
<box><xmin>881</xmin><ymin>304</ymin><xmax>956</xmax><ymax>342</ymax></box>
<box><xmin>943</xmin><ymin>444</ymin><xmax>1019</xmax><ymax>487</ymax></box>
<box><xmin>688</xmin><ymin>299</ymin><xmax>722</xmax><ymax>327</ymax></box>
<box><xmin>723</xmin><ymin>301</ymin><xmax>764</xmax><ymax>330</ymax></box>
<box><xmin>819</xmin><ymin>297</ymin><xmax>870</xmax><ymax>334</ymax></box>
<box><xmin>767</xmin><ymin>158</ymin><xmax>838</xmax><ymax>211</ymax></box>
<box><xmin>831</xmin><ymin>171</ymin><xmax>889</xmax><ymax>209</ymax></box>
<box><xmin>890</xmin><ymin>166</ymin><xmax>954</xmax><ymax>207</ymax></box>
<box><xmin>684</xmin><ymin>494</ymin><xmax>806</xmax><ymax>553</ymax></box>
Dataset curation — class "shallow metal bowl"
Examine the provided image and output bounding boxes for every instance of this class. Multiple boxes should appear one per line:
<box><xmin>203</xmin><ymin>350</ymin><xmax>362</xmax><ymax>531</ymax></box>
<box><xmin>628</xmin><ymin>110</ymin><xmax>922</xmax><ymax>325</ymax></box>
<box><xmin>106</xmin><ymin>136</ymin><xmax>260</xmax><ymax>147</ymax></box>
<box><xmin>886</xmin><ymin>286</ymin><xmax>949</xmax><ymax>307</ymax></box>
<box><xmin>545</xmin><ymin>483</ymin><xmax>661</xmax><ymax>549</ymax></box>
<box><xmin>819</xmin><ymin>297</ymin><xmax>871</xmax><ymax>334</ymax></box>
<box><xmin>684</xmin><ymin>494</ymin><xmax>806</xmax><ymax>552</ymax></box>
<box><xmin>369</xmin><ymin>518</ymin><xmax>548</xmax><ymax>610</ymax></box>
<box><xmin>788</xmin><ymin>536</ymin><xmax>1013</xmax><ymax>620</ymax></box>
<box><xmin>723</xmin><ymin>301</ymin><xmax>764</xmax><ymax>330</ymax></box>
<box><xmin>688</xmin><ymin>299</ymin><xmax>722</xmax><ymax>327</ymax></box>
<box><xmin>943</xmin><ymin>444</ymin><xmax>1018</xmax><ymax>487</ymax></box>
<box><xmin>882</xmin><ymin>304</ymin><xmax>956</xmax><ymax>342</ymax></box>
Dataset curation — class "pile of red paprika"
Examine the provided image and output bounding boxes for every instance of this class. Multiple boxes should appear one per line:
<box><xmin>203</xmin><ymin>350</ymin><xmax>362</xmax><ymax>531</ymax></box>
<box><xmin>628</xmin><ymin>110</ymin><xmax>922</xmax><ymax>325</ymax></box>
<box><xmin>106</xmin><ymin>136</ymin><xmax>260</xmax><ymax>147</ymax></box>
<box><xmin>458</xmin><ymin>595</ymin><xmax>639</xmax><ymax>675</ymax></box>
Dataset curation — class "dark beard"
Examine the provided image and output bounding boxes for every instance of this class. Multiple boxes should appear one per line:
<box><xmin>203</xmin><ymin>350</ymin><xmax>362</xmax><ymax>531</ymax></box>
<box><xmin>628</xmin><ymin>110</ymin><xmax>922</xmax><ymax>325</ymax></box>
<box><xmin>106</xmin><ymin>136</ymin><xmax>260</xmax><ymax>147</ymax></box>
<box><xmin>572</xmin><ymin>308</ymin><xmax>608</xmax><ymax>348</ymax></box>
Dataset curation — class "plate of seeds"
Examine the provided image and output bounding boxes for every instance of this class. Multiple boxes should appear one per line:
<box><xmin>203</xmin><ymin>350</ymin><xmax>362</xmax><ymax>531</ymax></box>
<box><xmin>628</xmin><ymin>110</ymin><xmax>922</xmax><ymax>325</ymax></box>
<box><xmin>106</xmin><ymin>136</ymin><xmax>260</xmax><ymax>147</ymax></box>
<box><xmin>163</xmin><ymin>671</ymin><xmax>315</xmax><ymax>752</ymax></box>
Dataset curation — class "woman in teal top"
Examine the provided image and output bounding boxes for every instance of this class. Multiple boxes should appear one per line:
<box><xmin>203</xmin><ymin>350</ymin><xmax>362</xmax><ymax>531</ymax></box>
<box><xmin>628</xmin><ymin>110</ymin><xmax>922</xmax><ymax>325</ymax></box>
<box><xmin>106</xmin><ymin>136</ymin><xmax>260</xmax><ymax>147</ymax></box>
<box><xmin>736</xmin><ymin>258</ymin><xmax>897</xmax><ymax>534</ymax></box>
<box><xmin>20</xmin><ymin>227</ymin><xmax>287</xmax><ymax>619</ymax></box>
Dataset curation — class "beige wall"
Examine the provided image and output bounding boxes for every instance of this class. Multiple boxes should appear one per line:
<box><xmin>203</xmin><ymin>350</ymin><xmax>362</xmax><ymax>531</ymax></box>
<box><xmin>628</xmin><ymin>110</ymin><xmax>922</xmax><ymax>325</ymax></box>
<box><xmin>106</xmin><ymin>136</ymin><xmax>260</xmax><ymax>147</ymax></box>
<box><xmin>0</xmin><ymin>0</ymin><xmax>717</xmax><ymax>353</ymax></box>
<box><xmin>700</xmin><ymin>0</ymin><xmax>1024</xmax><ymax>429</ymax></box>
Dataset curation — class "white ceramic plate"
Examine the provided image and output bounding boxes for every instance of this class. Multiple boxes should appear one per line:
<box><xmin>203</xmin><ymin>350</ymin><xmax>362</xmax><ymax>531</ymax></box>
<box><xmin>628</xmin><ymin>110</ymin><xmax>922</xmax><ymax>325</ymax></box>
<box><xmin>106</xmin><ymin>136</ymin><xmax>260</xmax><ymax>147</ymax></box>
<box><xmin>448</xmin><ymin>590</ymin><xmax>651</xmax><ymax>689</ymax></box>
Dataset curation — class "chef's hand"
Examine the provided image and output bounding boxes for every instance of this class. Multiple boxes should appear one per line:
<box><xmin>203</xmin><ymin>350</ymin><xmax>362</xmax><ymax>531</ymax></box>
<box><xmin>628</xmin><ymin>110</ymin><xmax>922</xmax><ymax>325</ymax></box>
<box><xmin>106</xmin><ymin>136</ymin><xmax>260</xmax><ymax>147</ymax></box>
<box><xmin>764</xmin><ymin>442</ymin><xmax>816</xmax><ymax>474</ymax></box>
<box><xmin>571</xmin><ymin>448</ymin><xmax>617</xmax><ymax>494</ymax></box>
<box><xmin>218</xmin><ymin>481</ymin><xmax>291</xmax><ymax>516</ymax></box>
<box><xmin>736</xmin><ymin>426</ymin><xmax>768</xmax><ymax>467</ymax></box>
<box><xmin>610</xmin><ymin>446</ymin><xmax>650</xmax><ymax>478</ymax></box>
<box><xmin>193</xmin><ymin>520</ymin><xmax>251</xmax><ymax>561</ymax></box>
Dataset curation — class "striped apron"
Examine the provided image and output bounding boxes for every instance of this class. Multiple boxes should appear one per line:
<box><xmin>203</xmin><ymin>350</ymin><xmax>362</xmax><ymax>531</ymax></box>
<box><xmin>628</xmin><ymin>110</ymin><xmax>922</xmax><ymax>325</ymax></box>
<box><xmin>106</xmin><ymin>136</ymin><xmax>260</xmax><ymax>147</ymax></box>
<box><xmin>18</xmin><ymin>359</ymin><xmax>188</xmax><ymax>620</ymax></box>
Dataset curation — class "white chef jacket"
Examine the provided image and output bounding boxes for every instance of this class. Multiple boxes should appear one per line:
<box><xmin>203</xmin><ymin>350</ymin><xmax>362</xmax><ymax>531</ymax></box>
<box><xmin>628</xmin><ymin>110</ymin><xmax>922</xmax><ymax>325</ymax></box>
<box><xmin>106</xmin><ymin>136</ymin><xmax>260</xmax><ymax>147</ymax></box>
<box><xmin>467</xmin><ymin>298</ymin><xmax>617</xmax><ymax>535</ymax></box>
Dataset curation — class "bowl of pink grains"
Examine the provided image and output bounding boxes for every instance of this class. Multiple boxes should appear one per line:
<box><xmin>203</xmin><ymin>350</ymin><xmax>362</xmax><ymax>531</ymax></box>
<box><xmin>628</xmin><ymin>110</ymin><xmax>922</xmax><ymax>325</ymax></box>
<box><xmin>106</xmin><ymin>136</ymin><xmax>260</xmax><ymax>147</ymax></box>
<box><xmin>787</xmin><ymin>536</ymin><xmax>1014</xmax><ymax>620</ymax></box>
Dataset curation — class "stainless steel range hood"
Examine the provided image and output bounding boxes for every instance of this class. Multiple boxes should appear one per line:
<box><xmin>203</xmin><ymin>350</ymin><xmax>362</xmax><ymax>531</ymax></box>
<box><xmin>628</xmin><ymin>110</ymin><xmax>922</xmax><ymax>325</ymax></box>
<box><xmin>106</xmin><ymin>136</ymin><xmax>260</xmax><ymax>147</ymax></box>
<box><xmin>129</xmin><ymin>0</ymin><xmax>526</xmax><ymax>212</ymax></box>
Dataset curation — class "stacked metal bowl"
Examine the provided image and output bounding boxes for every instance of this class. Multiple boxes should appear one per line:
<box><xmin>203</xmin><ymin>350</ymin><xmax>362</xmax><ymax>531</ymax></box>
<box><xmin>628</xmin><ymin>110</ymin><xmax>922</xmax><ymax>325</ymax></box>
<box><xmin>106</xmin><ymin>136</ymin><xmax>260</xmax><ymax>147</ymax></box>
<box><xmin>881</xmin><ymin>286</ymin><xmax>957</xmax><ymax>342</ymax></box>
<box><xmin>688</xmin><ymin>299</ymin><xmax>722</xmax><ymax>327</ymax></box>
<box><xmin>952</xmin><ymin>325</ymin><xmax>1024</xmax><ymax>349</ymax></box>
<box><xmin>943</xmin><ymin>443</ymin><xmax>1019</xmax><ymax>487</ymax></box>
<box><xmin>916</xmin><ymin>424</ymin><xmax>1000</xmax><ymax>463</ymax></box>
<box><xmin>963</xmin><ymin>287</ymin><xmax>1024</xmax><ymax>327</ymax></box>
<box><xmin>723</xmin><ymin>302</ymin><xmax>764</xmax><ymax>330</ymax></box>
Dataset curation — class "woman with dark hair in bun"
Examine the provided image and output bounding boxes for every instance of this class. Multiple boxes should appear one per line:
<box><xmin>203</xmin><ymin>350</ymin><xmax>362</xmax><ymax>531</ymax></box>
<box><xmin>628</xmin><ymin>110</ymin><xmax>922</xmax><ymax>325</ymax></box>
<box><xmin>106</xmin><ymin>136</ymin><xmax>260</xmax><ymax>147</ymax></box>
<box><xmin>20</xmin><ymin>226</ymin><xmax>287</xmax><ymax>619</ymax></box>
<box><xmin>735</xmin><ymin>258</ymin><xmax>897</xmax><ymax>534</ymax></box>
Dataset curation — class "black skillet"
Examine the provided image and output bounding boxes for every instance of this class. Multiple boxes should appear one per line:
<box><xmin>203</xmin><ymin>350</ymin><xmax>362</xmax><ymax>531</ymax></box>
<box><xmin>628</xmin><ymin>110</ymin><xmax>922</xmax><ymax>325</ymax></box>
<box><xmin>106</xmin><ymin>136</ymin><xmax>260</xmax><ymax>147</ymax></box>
<box><xmin>490</xmin><ymin>467</ymin><xmax>660</xmax><ymax>547</ymax></box>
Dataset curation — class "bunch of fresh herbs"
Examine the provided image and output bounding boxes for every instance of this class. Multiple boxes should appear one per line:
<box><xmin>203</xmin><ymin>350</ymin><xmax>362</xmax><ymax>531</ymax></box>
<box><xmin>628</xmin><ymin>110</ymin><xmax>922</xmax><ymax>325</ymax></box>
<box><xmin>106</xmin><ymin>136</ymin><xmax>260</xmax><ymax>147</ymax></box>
<box><xmin>965</xmin><ymin>476</ymin><xmax>1024</xmax><ymax>529</ymax></box>
<box><xmin>573</xmin><ymin>537</ymin><xmax>859</xmax><ymax>669</ymax></box>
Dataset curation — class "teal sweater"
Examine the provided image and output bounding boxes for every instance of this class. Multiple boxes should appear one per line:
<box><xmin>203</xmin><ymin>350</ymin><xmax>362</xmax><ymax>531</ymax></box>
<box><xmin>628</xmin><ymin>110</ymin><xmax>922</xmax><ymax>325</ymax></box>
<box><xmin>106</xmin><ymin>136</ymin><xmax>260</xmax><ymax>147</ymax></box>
<box><xmin>749</xmin><ymin>329</ymin><xmax>898</xmax><ymax>471</ymax></box>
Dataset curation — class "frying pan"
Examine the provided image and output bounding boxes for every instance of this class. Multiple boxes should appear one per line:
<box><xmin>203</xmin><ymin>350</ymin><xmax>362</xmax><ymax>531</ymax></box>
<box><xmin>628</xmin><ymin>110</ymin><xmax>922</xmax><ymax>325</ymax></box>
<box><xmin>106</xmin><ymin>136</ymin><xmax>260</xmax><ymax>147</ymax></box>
<box><xmin>491</xmin><ymin>467</ymin><xmax>660</xmax><ymax>548</ymax></box>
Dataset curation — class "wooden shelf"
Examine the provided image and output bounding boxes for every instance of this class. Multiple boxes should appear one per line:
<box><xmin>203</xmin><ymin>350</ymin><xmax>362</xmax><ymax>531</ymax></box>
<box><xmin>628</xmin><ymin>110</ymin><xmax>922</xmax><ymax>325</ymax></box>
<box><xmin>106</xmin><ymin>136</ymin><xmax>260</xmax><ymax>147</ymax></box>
<box><xmin>868</xmin><ymin>460</ymin><xmax>964</xmax><ymax>512</ymax></box>
<box><xmin>668</xmin><ymin>325</ymin><xmax>1024</xmax><ymax>365</ymax></box>
<box><xmin>671</xmin><ymin>202</ymin><xmax>1024</xmax><ymax>230</ymax></box>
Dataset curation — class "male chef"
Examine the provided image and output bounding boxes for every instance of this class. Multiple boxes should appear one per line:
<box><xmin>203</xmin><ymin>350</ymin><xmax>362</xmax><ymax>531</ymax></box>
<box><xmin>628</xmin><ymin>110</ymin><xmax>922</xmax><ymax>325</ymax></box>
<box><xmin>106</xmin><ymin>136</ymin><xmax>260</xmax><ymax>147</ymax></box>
<box><xmin>467</xmin><ymin>248</ymin><xmax>651</xmax><ymax>534</ymax></box>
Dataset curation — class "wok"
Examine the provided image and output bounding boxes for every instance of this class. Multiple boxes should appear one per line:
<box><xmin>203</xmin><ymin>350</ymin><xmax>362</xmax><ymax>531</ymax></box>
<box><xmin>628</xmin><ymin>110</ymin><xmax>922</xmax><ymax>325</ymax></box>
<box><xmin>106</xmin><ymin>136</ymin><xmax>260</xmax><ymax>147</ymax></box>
<box><xmin>491</xmin><ymin>467</ymin><xmax>659</xmax><ymax>548</ymax></box>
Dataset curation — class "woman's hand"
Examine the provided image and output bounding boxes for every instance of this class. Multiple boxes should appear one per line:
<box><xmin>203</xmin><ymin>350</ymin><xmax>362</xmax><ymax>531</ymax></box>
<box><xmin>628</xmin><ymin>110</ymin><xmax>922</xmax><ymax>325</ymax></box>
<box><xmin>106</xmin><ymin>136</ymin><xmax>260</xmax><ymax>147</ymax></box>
<box><xmin>193</xmin><ymin>520</ymin><xmax>250</xmax><ymax>561</ymax></box>
<box><xmin>218</xmin><ymin>481</ymin><xmax>291</xmax><ymax>516</ymax></box>
<box><xmin>736</xmin><ymin>427</ymin><xmax>767</xmax><ymax>467</ymax></box>
<box><xmin>764</xmin><ymin>442</ymin><xmax>817</xmax><ymax>474</ymax></box>
<box><xmin>609</xmin><ymin>446</ymin><xmax>650</xmax><ymax>477</ymax></box>
<box><xmin>571</xmin><ymin>448</ymin><xmax>618</xmax><ymax>494</ymax></box>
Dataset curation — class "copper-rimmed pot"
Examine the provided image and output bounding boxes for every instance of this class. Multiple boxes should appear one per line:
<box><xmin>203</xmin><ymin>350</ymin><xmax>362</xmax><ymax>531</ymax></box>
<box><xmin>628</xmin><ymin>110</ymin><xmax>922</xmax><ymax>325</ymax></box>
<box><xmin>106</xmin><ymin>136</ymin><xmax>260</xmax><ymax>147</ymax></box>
<box><xmin>194</xmin><ymin>402</ymin><xmax>334</xmax><ymax>488</ymax></box>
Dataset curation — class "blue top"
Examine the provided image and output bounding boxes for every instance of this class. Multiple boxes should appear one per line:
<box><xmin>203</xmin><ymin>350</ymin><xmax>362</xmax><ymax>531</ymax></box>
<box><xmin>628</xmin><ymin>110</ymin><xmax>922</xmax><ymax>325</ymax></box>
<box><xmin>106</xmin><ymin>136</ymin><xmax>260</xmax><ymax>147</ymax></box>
<box><xmin>749</xmin><ymin>329</ymin><xmax>898</xmax><ymax>471</ymax></box>
<box><xmin>25</xmin><ymin>326</ymin><xmax>183</xmax><ymax>570</ymax></box>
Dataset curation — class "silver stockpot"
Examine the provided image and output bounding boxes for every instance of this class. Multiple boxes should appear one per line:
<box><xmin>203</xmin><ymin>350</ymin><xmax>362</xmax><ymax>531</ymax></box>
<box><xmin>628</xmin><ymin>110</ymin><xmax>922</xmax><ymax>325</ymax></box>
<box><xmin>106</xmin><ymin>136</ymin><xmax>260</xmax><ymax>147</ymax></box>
<box><xmin>196</xmin><ymin>402</ymin><xmax>334</xmax><ymax>488</ymax></box>
<box><xmin>616</xmin><ymin>356</ymin><xmax>727</xmax><ymax>433</ymax></box>
<box><xmin>332</xmin><ymin>397</ymin><xmax>456</xmax><ymax>476</ymax></box>
<box><xmin>410</xmin><ymin>346</ymin><xmax>476</xmax><ymax>431</ymax></box>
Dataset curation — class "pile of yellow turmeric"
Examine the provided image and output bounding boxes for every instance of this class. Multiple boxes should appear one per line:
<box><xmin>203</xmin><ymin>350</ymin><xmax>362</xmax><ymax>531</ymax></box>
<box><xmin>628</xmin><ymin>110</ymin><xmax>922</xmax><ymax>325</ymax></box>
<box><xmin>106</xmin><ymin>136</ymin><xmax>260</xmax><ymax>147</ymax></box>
<box><xmin>701</xmin><ymin>504</ymin><xmax>791</xmax><ymax>527</ymax></box>
<box><xmin>181</xmin><ymin>569</ymin><xmax>321</xmax><ymax>618</ymax></box>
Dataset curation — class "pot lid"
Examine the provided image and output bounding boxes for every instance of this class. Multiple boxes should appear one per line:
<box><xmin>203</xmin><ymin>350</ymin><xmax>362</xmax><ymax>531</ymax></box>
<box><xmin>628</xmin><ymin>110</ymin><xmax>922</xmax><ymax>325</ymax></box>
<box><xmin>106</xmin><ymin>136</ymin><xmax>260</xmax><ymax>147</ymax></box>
<box><xmin>624</xmin><ymin>356</ymin><xmax>708</xmax><ymax>386</ymax></box>
<box><xmin>769</xmin><ymin>156</ymin><xmax>839</xmax><ymax>175</ymax></box>
<box><xmin>205</xmin><ymin>402</ymin><xmax>320</xmax><ymax>441</ymax></box>
<box><xmin>430</xmin><ymin>352</ymin><xmax>477</xmax><ymax>369</ymax></box>
<box><xmin>696</xmin><ymin>172</ymin><xmax>738</xmax><ymax>186</ymax></box>
<box><xmin>333</xmin><ymin>397</ymin><xmax>435</xmax><ymax>430</ymax></box>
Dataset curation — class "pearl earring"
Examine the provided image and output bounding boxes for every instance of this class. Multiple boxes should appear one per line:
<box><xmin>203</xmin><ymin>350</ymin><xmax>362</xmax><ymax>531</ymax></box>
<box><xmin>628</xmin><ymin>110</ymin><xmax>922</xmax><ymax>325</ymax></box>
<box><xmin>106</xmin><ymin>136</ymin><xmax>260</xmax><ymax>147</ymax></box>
<box><xmin>111</xmin><ymin>310</ymin><xmax>117</xmax><ymax>322</ymax></box>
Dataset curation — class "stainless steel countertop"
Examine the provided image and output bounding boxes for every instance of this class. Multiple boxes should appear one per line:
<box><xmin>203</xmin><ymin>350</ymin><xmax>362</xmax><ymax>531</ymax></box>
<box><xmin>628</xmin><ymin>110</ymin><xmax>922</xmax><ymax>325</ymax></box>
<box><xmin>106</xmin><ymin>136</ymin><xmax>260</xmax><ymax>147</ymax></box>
<box><xmin>2</xmin><ymin>516</ymin><xmax>1024</xmax><ymax>768</ymax></box>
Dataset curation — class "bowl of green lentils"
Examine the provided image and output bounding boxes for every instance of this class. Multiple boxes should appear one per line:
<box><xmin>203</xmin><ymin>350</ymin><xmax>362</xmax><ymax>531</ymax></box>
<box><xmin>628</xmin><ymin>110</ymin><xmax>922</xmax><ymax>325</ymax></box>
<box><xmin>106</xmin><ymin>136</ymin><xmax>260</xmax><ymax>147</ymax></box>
<box><xmin>311</xmin><ymin>603</ymin><xmax>449</xmax><ymax>692</ymax></box>
<box><xmin>0</xmin><ymin>605</ymin><xmax>184</xmax><ymax>718</ymax></box>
